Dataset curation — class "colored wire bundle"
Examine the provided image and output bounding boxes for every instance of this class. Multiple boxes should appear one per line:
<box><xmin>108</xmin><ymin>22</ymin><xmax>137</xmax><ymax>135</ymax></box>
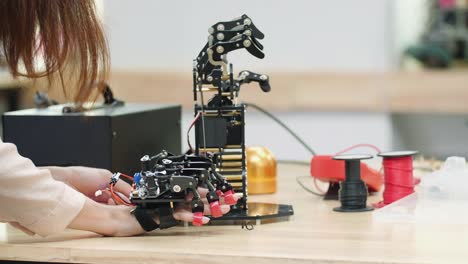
<box><xmin>335</xmin><ymin>143</ymin><xmax>381</xmax><ymax>156</ymax></box>
<box><xmin>96</xmin><ymin>172</ymin><xmax>135</xmax><ymax>206</ymax></box>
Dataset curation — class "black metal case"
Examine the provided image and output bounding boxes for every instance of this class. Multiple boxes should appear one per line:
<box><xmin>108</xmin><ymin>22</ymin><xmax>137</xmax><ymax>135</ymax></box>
<box><xmin>2</xmin><ymin>103</ymin><xmax>181</xmax><ymax>174</ymax></box>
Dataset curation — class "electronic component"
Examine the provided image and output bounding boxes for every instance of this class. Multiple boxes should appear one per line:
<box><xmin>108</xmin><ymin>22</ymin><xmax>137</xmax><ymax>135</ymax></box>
<box><xmin>127</xmin><ymin>150</ymin><xmax>236</xmax><ymax>227</ymax></box>
<box><xmin>3</xmin><ymin>87</ymin><xmax>181</xmax><ymax>174</ymax></box>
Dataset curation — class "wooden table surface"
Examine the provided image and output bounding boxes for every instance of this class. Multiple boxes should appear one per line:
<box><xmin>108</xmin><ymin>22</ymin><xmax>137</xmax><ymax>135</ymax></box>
<box><xmin>1</xmin><ymin>163</ymin><xmax>468</xmax><ymax>264</ymax></box>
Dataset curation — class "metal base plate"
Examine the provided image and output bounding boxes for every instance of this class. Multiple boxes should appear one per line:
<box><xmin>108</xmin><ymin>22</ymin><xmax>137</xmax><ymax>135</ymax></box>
<box><xmin>210</xmin><ymin>202</ymin><xmax>294</xmax><ymax>221</ymax></box>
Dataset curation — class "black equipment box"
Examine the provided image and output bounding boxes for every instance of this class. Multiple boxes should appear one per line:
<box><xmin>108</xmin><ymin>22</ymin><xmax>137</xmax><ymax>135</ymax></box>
<box><xmin>2</xmin><ymin>103</ymin><xmax>181</xmax><ymax>174</ymax></box>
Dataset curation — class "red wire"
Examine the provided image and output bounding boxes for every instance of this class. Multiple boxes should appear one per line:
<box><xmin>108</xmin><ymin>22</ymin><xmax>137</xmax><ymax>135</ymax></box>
<box><xmin>110</xmin><ymin>183</ymin><xmax>133</xmax><ymax>206</ymax></box>
<box><xmin>334</xmin><ymin>144</ymin><xmax>385</xmax><ymax>196</ymax></box>
<box><xmin>119</xmin><ymin>173</ymin><xmax>133</xmax><ymax>181</ymax></box>
<box><xmin>375</xmin><ymin>156</ymin><xmax>415</xmax><ymax>208</ymax></box>
<box><xmin>187</xmin><ymin>112</ymin><xmax>201</xmax><ymax>152</ymax></box>
<box><xmin>313</xmin><ymin>177</ymin><xmax>327</xmax><ymax>195</ymax></box>
<box><xmin>335</xmin><ymin>143</ymin><xmax>382</xmax><ymax>156</ymax></box>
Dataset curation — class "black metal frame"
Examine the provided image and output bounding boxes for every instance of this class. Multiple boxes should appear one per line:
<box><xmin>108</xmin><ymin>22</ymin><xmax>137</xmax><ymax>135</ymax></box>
<box><xmin>190</xmin><ymin>15</ymin><xmax>296</xmax><ymax>224</ymax></box>
<box><xmin>120</xmin><ymin>15</ymin><xmax>293</xmax><ymax>226</ymax></box>
<box><xmin>194</xmin><ymin>104</ymin><xmax>247</xmax><ymax>210</ymax></box>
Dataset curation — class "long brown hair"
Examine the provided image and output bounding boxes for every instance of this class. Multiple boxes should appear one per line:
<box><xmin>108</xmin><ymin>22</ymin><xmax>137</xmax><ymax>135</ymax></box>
<box><xmin>0</xmin><ymin>0</ymin><xmax>109</xmax><ymax>104</ymax></box>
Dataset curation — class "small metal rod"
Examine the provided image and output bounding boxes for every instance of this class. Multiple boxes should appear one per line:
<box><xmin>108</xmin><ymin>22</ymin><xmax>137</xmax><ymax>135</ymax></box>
<box><xmin>198</xmin><ymin>78</ymin><xmax>208</xmax><ymax>154</ymax></box>
<box><xmin>206</xmin><ymin>180</ymin><xmax>217</xmax><ymax>192</ymax></box>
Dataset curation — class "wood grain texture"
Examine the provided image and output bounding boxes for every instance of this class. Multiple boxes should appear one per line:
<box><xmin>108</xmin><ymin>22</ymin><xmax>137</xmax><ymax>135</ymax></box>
<box><xmin>1</xmin><ymin>164</ymin><xmax>468</xmax><ymax>264</ymax></box>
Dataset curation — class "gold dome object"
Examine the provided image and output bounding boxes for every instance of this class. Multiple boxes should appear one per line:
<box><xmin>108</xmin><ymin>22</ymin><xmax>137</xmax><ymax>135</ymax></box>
<box><xmin>247</xmin><ymin>146</ymin><xmax>277</xmax><ymax>194</ymax></box>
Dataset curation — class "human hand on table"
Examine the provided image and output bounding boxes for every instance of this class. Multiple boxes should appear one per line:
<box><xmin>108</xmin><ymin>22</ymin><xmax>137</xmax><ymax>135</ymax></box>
<box><xmin>44</xmin><ymin>166</ymin><xmax>131</xmax><ymax>204</ymax></box>
<box><xmin>44</xmin><ymin>166</ymin><xmax>236</xmax><ymax>236</ymax></box>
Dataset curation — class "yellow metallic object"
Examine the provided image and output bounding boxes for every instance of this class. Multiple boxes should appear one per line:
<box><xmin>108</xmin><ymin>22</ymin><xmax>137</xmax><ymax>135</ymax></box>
<box><xmin>247</xmin><ymin>146</ymin><xmax>277</xmax><ymax>194</ymax></box>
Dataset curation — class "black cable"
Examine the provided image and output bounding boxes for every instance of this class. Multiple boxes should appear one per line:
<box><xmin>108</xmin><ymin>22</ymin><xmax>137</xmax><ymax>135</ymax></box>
<box><xmin>243</xmin><ymin>102</ymin><xmax>317</xmax><ymax>156</ymax></box>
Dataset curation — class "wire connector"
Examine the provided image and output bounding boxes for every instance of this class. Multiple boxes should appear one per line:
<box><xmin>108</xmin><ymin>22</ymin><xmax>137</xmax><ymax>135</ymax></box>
<box><xmin>110</xmin><ymin>172</ymin><xmax>121</xmax><ymax>185</ymax></box>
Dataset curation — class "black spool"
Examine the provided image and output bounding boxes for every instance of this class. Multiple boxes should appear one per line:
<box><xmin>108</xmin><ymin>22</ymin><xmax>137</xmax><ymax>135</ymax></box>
<box><xmin>333</xmin><ymin>154</ymin><xmax>374</xmax><ymax>212</ymax></box>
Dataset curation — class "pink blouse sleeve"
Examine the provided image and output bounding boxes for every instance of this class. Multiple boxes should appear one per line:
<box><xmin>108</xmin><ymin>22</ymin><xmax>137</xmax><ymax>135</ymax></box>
<box><xmin>0</xmin><ymin>140</ymin><xmax>85</xmax><ymax>236</ymax></box>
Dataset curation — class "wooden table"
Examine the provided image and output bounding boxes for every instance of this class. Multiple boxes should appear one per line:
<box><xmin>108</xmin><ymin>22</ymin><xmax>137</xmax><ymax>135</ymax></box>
<box><xmin>1</xmin><ymin>163</ymin><xmax>467</xmax><ymax>264</ymax></box>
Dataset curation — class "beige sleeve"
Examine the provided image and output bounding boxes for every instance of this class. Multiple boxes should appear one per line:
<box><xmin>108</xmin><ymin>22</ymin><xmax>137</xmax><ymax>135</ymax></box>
<box><xmin>0</xmin><ymin>140</ymin><xmax>86</xmax><ymax>237</ymax></box>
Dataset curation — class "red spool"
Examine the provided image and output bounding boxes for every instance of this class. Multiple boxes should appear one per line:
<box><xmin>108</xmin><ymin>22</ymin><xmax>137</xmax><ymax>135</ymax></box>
<box><xmin>376</xmin><ymin>151</ymin><xmax>418</xmax><ymax>208</ymax></box>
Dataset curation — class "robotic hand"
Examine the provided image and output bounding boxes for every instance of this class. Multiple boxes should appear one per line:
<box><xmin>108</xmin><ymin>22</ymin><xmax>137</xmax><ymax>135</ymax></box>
<box><xmin>125</xmin><ymin>150</ymin><xmax>236</xmax><ymax>230</ymax></box>
<box><xmin>237</xmin><ymin>70</ymin><xmax>271</xmax><ymax>92</ymax></box>
<box><xmin>196</xmin><ymin>14</ymin><xmax>265</xmax><ymax>69</ymax></box>
<box><xmin>206</xmin><ymin>69</ymin><xmax>271</xmax><ymax>107</ymax></box>
<box><xmin>193</xmin><ymin>14</ymin><xmax>271</xmax><ymax>105</ymax></box>
<box><xmin>210</xmin><ymin>14</ymin><xmax>264</xmax><ymax>40</ymax></box>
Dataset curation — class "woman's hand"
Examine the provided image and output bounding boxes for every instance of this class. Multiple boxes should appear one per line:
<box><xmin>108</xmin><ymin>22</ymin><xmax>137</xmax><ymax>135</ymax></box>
<box><xmin>69</xmin><ymin>186</ymin><xmax>235</xmax><ymax>236</ymax></box>
<box><xmin>43</xmin><ymin>166</ymin><xmax>132</xmax><ymax>204</ymax></box>
<box><xmin>45</xmin><ymin>166</ymin><xmax>237</xmax><ymax>236</ymax></box>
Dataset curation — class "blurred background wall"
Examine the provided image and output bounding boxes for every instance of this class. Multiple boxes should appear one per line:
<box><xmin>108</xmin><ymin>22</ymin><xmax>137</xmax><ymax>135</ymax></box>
<box><xmin>98</xmin><ymin>0</ymin><xmax>392</xmax><ymax>159</ymax></box>
<box><xmin>104</xmin><ymin>0</ymin><xmax>393</xmax><ymax>72</ymax></box>
<box><xmin>3</xmin><ymin>0</ymin><xmax>468</xmax><ymax>160</ymax></box>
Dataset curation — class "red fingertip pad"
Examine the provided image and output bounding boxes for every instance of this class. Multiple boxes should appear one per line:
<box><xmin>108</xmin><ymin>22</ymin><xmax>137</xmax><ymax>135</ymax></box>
<box><xmin>192</xmin><ymin>212</ymin><xmax>204</xmax><ymax>226</ymax></box>
<box><xmin>224</xmin><ymin>190</ymin><xmax>237</xmax><ymax>205</ymax></box>
<box><xmin>209</xmin><ymin>201</ymin><xmax>223</xmax><ymax>218</ymax></box>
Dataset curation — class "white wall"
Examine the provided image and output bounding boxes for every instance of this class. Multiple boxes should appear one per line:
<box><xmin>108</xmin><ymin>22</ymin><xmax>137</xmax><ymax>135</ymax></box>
<box><xmin>104</xmin><ymin>0</ymin><xmax>394</xmax><ymax>72</ymax></box>
<box><xmin>182</xmin><ymin>111</ymin><xmax>392</xmax><ymax>161</ymax></box>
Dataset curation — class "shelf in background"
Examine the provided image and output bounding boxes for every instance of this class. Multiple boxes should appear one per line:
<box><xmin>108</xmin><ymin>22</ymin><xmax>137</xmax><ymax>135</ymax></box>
<box><xmin>18</xmin><ymin>70</ymin><xmax>468</xmax><ymax>113</ymax></box>
<box><xmin>106</xmin><ymin>70</ymin><xmax>468</xmax><ymax>113</ymax></box>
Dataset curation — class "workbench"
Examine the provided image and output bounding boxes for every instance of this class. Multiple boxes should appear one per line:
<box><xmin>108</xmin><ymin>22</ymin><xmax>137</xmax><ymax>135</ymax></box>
<box><xmin>1</xmin><ymin>163</ymin><xmax>467</xmax><ymax>264</ymax></box>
